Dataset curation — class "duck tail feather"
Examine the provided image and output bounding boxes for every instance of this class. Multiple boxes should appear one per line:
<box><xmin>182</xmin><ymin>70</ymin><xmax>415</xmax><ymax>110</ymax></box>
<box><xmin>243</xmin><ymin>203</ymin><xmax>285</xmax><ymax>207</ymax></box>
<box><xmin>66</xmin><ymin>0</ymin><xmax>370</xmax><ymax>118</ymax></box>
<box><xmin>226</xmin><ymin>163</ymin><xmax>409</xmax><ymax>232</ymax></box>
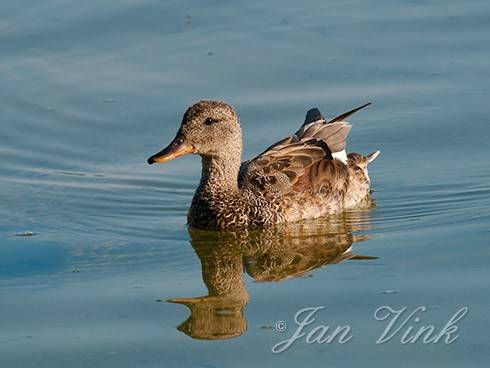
<box><xmin>366</xmin><ymin>150</ymin><xmax>380</xmax><ymax>165</ymax></box>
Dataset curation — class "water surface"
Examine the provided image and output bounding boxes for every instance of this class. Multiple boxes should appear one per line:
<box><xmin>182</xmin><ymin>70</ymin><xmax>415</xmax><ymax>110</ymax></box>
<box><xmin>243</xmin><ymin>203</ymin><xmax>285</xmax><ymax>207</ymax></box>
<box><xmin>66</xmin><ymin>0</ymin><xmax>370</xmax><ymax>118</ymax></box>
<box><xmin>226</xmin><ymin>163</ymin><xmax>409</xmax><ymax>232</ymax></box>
<box><xmin>1</xmin><ymin>0</ymin><xmax>489</xmax><ymax>367</ymax></box>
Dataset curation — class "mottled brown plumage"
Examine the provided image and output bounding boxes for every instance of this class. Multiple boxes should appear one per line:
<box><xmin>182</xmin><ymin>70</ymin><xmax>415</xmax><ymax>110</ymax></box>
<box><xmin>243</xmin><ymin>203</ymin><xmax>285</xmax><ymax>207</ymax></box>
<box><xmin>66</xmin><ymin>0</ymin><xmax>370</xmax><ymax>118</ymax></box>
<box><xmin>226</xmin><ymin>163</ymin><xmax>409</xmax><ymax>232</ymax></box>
<box><xmin>148</xmin><ymin>100</ymin><xmax>380</xmax><ymax>229</ymax></box>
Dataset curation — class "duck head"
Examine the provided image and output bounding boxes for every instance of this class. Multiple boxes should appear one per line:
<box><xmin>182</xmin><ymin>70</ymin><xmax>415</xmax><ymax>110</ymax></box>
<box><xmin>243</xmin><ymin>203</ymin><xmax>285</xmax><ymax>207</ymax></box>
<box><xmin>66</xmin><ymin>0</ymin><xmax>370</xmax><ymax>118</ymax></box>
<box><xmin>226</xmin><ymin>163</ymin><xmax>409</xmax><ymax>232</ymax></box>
<box><xmin>147</xmin><ymin>100</ymin><xmax>242</xmax><ymax>164</ymax></box>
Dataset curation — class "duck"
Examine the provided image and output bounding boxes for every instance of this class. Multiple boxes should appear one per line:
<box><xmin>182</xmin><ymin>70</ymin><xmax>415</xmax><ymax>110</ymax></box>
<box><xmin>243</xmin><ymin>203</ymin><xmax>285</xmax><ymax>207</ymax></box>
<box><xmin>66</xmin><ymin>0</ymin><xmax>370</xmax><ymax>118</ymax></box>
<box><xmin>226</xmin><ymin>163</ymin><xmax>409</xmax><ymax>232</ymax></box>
<box><xmin>147</xmin><ymin>100</ymin><xmax>380</xmax><ymax>230</ymax></box>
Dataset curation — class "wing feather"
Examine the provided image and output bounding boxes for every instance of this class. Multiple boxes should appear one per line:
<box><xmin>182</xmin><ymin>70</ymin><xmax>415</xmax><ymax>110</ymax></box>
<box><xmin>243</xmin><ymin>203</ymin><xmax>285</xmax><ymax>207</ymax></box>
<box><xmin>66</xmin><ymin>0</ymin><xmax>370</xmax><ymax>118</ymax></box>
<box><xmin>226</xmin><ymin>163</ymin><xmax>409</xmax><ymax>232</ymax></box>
<box><xmin>239</xmin><ymin>139</ymin><xmax>331</xmax><ymax>195</ymax></box>
<box><xmin>239</xmin><ymin>103</ymin><xmax>370</xmax><ymax>196</ymax></box>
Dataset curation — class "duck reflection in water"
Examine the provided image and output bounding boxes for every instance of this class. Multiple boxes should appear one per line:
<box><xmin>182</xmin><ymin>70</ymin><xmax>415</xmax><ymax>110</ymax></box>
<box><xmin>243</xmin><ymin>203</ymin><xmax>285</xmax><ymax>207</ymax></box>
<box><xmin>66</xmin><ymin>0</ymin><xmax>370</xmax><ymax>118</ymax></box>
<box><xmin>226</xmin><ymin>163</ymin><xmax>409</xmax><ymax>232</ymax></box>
<box><xmin>167</xmin><ymin>207</ymin><xmax>377</xmax><ymax>340</ymax></box>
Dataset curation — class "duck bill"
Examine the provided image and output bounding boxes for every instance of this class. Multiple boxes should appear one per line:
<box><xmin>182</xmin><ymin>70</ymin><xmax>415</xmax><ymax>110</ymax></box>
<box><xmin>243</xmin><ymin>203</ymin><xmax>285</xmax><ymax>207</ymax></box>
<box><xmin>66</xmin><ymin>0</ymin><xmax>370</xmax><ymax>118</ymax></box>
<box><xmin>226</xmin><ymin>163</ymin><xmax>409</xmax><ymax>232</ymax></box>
<box><xmin>147</xmin><ymin>139</ymin><xmax>196</xmax><ymax>164</ymax></box>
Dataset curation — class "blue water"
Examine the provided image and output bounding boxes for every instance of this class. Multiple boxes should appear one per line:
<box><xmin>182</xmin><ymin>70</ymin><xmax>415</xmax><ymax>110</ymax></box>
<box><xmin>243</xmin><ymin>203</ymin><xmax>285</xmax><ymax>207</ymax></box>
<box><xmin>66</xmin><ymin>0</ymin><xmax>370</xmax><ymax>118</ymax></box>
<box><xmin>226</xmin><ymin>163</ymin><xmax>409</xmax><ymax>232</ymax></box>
<box><xmin>1</xmin><ymin>0</ymin><xmax>489</xmax><ymax>367</ymax></box>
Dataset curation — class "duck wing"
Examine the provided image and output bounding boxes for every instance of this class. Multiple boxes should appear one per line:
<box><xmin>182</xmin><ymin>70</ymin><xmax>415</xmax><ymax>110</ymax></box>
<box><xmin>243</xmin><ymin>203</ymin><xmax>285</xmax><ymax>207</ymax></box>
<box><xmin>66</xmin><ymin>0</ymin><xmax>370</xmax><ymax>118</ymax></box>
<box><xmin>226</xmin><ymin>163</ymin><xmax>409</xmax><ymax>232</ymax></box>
<box><xmin>296</xmin><ymin>102</ymin><xmax>371</xmax><ymax>163</ymax></box>
<box><xmin>239</xmin><ymin>138</ymin><xmax>332</xmax><ymax>195</ymax></box>
<box><xmin>239</xmin><ymin>103</ymin><xmax>370</xmax><ymax>196</ymax></box>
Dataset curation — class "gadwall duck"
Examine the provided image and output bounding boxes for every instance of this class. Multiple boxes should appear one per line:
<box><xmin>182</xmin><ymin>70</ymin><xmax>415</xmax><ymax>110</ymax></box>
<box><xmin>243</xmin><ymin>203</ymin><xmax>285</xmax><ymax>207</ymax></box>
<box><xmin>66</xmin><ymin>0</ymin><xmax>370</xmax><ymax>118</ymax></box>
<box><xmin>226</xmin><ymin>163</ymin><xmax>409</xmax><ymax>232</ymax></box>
<box><xmin>148</xmin><ymin>100</ymin><xmax>380</xmax><ymax>229</ymax></box>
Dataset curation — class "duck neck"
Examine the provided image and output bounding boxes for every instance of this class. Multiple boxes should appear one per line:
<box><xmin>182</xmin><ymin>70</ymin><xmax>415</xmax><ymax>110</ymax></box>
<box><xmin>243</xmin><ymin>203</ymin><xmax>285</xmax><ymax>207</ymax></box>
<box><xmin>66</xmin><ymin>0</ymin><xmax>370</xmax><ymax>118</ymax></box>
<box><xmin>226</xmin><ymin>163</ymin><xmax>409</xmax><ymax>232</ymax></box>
<box><xmin>198</xmin><ymin>149</ymin><xmax>242</xmax><ymax>195</ymax></box>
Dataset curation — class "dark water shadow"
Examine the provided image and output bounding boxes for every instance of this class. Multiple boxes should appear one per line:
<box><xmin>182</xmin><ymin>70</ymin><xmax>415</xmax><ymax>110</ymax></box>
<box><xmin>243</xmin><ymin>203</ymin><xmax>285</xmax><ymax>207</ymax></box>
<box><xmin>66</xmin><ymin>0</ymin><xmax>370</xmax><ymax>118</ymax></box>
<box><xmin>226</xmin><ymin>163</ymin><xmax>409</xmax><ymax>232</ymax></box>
<box><xmin>167</xmin><ymin>201</ymin><xmax>378</xmax><ymax>340</ymax></box>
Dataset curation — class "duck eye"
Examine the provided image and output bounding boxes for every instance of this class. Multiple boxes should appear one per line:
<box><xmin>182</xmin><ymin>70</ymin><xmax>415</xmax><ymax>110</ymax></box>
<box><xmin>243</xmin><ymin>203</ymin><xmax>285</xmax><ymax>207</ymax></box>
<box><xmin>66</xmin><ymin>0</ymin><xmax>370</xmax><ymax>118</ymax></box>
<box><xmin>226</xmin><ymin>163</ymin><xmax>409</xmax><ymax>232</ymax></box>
<box><xmin>204</xmin><ymin>117</ymin><xmax>219</xmax><ymax>125</ymax></box>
